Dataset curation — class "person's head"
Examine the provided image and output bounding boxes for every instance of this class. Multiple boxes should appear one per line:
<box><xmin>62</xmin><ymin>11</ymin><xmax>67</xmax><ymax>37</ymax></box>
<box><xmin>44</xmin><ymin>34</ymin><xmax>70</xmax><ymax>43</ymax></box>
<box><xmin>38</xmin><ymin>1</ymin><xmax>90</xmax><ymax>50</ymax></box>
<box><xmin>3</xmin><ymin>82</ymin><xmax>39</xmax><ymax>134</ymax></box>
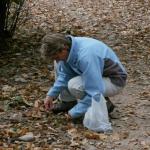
<box><xmin>40</xmin><ymin>33</ymin><xmax>71</xmax><ymax>62</ymax></box>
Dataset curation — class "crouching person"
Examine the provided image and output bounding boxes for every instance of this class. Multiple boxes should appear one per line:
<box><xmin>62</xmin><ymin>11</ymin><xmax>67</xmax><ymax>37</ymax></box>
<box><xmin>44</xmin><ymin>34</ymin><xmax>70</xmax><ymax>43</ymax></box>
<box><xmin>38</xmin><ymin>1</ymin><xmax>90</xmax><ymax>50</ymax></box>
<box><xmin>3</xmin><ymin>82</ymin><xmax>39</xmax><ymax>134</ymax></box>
<box><xmin>39</xmin><ymin>33</ymin><xmax>127</xmax><ymax>129</ymax></box>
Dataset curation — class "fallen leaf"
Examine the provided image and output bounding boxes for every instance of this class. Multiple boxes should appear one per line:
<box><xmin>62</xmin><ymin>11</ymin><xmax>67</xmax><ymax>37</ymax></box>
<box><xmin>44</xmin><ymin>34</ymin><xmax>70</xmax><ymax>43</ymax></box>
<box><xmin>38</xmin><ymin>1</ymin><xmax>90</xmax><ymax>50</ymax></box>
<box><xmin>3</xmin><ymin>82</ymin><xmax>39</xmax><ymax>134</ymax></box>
<box><xmin>10</xmin><ymin>112</ymin><xmax>23</xmax><ymax>122</ymax></box>
<box><xmin>111</xmin><ymin>133</ymin><xmax>120</xmax><ymax>141</ymax></box>
<box><xmin>2</xmin><ymin>85</ymin><xmax>13</xmax><ymax>92</ymax></box>
<box><xmin>67</xmin><ymin>128</ymin><xmax>78</xmax><ymax>137</ymax></box>
<box><xmin>22</xmin><ymin>98</ymin><xmax>33</xmax><ymax>107</ymax></box>
<box><xmin>15</xmin><ymin>77</ymin><xmax>27</xmax><ymax>83</ymax></box>
<box><xmin>120</xmin><ymin>131</ymin><xmax>129</xmax><ymax>139</ymax></box>
<box><xmin>84</xmin><ymin>132</ymin><xmax>100</xmax><ymax>140</ymax></box>
<box><xmin>0</xmin><ymin>107</ymin><xmax>4</xmax><ymax>112</ymax></box>
<box><xmin>34</xmin><ymin>100</ymin><xmax>42</xmax><ymax>108</ymax></box>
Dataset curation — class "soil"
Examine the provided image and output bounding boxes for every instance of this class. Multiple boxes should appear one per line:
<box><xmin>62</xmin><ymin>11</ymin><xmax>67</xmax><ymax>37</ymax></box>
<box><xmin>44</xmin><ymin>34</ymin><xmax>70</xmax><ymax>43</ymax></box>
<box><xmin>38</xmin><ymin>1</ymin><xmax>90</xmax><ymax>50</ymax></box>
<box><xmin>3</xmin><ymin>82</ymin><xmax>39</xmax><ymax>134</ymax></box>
<box><xmin>0</xmin><ymin>0</ymin><xmax>150</xmax><ymax>149</ymax></box>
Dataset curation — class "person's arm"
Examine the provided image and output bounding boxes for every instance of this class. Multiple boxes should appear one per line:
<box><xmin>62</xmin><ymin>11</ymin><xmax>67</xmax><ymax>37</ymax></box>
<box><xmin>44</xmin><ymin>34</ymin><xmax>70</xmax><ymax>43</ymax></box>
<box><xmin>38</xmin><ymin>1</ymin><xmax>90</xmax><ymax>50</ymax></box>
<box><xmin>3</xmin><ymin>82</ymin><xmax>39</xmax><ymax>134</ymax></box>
<box><xmin>47</xmin><ymin>61</ymin><xmax>77</xmax><ymax>98</ymax></box>
<box><xmin>68</xmin><ymin>54</ymin><xmax>104</xmax><ymax>118</ymax></box>
<box><xmin>45</xmin><ymin>61</ymin><xmax>76</xmax><ymax>110</ymax></box>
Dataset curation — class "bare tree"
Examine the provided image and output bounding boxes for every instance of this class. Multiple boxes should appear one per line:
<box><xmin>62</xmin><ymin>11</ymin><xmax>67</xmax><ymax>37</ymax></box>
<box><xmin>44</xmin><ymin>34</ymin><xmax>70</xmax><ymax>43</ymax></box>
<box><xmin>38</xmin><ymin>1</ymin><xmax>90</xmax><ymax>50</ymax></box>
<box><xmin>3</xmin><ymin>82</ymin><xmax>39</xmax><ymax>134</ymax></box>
<box><xmin>0</xmin><ymin>0</ymin><xmax>25</xmax><ymax>51</ymax></box>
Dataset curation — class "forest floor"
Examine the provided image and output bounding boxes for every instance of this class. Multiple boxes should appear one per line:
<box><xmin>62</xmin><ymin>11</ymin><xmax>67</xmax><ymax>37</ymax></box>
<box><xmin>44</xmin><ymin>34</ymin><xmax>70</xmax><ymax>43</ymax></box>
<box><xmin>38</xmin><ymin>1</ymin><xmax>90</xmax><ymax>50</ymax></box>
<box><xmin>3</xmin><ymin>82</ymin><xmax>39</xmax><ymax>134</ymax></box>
<box><xmin>0</xmin><ymin>0</ymin><xmax>150</xmax><ymax>149</ymax></box>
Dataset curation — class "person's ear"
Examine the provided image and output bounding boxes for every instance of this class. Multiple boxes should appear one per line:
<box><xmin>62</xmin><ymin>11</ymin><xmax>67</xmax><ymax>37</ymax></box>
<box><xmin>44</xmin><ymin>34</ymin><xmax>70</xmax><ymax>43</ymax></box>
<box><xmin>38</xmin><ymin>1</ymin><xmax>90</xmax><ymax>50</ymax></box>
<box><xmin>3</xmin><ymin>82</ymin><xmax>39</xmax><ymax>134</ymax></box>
<box><xmin>63</xmin><ymin>45</ymin><xmax>68</xmax><ymax>51</ymax></box>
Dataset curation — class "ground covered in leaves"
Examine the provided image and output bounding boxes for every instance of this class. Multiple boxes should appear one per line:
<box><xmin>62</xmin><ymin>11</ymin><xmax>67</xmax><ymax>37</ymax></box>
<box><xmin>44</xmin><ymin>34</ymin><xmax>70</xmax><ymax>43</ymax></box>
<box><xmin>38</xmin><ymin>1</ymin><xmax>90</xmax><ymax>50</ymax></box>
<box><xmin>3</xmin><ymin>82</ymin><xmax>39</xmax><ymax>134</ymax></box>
<box><xmin>0</xmin><ymin>0</ymin><xmax>150</xmax><ymax>149</ymax></box>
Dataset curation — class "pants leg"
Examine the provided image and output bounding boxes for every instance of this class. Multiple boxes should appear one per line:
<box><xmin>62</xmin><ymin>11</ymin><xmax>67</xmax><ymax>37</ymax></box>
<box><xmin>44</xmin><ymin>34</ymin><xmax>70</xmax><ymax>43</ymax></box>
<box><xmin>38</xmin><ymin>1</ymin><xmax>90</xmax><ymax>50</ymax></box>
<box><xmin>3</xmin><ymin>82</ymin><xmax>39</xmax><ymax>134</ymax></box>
<box><xmin>68</xmin><ymin>76</ymin><xmax>123</xmax><ymax>118</ymax></box>
<box><xmin>102</xmin><ymin>77</ymin><xmax>123</xmax><ymax>97</ymax></box>
<box><xmin>68</xmin><ymin>76</ymin><xmax>123</xmax><ymax>99</ymax></box>
<box><xmin>59</xmin><ymin>88</ymin><xmax>77</xmax><ymax>102</ymax></box>
<box><xmin>54</xmin><ymin>60</ymin><xmax>77</xmax><ymax>102</ymax></box>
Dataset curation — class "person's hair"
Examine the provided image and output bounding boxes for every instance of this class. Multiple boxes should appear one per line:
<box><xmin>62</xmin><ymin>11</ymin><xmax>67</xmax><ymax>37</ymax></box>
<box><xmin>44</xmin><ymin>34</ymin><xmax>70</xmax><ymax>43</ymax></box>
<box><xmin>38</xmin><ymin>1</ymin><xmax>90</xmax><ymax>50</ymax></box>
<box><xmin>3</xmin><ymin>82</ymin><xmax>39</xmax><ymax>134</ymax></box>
<box><xmin>40</xmin><ymin>33</ymin><xmax>70</xmax><ymax>60</ymax></box>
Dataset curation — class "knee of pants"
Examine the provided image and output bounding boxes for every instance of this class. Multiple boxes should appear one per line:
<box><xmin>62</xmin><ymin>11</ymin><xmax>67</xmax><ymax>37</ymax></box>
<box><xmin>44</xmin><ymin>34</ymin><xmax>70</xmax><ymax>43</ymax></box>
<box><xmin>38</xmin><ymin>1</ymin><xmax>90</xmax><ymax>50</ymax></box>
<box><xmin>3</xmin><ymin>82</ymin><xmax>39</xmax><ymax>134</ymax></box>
<box><xmin>103</xmin><ymin>78</ymin><xmax>123</xmax><ymax>97</ymax></box>
<box><xmin>68</xmin><ymin>76</ymin><xmax>85</xmax><ymax>99</ymax></box>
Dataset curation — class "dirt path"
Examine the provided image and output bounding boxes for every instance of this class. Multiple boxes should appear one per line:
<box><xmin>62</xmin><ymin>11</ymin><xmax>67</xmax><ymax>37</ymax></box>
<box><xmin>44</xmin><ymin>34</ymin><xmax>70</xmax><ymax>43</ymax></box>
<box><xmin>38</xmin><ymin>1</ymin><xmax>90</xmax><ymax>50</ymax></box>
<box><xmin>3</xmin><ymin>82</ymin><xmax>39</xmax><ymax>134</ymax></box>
<box><xmin>0</xmin><ymin>0</ymin><xmax>150</xmax><ymax>149</ymax></box>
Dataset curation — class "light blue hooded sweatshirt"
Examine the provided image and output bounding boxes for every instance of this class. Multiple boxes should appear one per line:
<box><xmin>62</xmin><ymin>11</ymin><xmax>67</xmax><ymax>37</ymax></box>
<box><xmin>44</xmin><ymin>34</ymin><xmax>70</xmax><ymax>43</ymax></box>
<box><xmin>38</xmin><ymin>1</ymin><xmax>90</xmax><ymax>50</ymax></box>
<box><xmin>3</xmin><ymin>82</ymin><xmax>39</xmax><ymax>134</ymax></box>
<box><xmin>47</xmin><ymin>36</ymin><xmax>127</xmax><ymax>118</ymax></box>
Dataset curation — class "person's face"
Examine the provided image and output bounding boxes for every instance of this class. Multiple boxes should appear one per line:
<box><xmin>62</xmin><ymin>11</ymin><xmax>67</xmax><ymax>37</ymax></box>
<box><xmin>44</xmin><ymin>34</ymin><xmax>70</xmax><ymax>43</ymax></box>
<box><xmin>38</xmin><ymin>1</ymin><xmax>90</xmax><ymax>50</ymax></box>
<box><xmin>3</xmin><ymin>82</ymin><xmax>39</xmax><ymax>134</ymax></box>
<box><xmin>52</xmin><ymin>47</ymin><xmax>69</xmax><ymax>61</ymax></box>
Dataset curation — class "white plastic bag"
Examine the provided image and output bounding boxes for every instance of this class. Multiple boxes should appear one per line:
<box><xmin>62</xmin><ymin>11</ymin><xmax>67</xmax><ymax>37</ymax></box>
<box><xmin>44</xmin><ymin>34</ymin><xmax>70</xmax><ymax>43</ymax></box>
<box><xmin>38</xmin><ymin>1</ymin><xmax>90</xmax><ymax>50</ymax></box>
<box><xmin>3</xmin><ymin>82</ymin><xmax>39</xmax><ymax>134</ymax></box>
<box><xmin>83</xmin><ymin>95</ymin><xmax>112</xmax><ymax>132</ymax></box>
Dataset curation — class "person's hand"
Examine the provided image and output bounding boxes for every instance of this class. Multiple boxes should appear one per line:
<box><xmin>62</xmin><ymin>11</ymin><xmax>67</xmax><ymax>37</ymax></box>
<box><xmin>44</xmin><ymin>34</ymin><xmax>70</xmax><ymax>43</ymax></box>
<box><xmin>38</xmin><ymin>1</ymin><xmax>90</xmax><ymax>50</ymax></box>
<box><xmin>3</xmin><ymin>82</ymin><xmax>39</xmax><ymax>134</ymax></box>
<box><xmin>44</xmin><ymin>96</ymin><xmax>54</xmax><ymax>110</ymax></box>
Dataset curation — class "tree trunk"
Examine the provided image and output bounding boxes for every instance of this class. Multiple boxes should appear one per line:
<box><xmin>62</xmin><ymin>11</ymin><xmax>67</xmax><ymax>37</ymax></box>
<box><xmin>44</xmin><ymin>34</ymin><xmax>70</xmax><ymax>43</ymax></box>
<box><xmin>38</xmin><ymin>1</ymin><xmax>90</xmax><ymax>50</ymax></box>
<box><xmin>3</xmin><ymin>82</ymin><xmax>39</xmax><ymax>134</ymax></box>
<box><xmin>0</xmin><ymin>0</ymin><xmax>7</xmax><ymax>38</ymax></box>
<box><xmin>0</xmin><ymin>0</ymin><xmax>10</xmax><ymax>52</ymax></box>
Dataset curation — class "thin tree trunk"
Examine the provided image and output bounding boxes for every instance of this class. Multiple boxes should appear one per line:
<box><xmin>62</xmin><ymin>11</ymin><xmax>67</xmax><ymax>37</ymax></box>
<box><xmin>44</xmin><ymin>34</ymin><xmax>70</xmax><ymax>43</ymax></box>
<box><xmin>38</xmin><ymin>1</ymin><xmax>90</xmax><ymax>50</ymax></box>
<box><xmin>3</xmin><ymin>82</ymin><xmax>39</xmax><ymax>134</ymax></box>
<box><xmin>0</xmin><ymin>0</ymin><xmax>7</xmax><ymax>38</ymax></box>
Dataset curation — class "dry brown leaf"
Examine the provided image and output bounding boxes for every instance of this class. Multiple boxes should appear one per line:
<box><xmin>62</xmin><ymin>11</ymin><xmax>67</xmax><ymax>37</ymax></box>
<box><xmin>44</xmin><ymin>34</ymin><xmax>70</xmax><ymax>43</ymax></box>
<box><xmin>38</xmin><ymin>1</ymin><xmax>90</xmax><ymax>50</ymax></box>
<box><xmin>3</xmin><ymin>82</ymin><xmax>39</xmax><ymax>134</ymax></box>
<box><xmin>120</xmin><ymin>131</ymin><xmax>129</xmax><ymax>139</ymax></box>
<box><xmin>84</xmin><ymin>132</ymin><xmax>100</xmax><ymax>140</ymax></box>
<box><xmin>111</xmin><ymin>133</ymin><xmax>120</xmax><ymax>141</ymax></box>
<box><xmin>4</xmin><ymin>128</ymin><xmax>18</xmax><ymax>138</ymax></box>
<box><xmin>0</xmin><ymin>107</ymin><xmax>4</xmax><ymax>112</ymax></box>
<box><xmin>18</xmin><ymin>128</ymin><xmax>29</xmax><ymax>136</ymax></box>
<box><xmin>34</xmin><ymin>100</ymin><xmax>41</xmax><ymax>108</ymax></box>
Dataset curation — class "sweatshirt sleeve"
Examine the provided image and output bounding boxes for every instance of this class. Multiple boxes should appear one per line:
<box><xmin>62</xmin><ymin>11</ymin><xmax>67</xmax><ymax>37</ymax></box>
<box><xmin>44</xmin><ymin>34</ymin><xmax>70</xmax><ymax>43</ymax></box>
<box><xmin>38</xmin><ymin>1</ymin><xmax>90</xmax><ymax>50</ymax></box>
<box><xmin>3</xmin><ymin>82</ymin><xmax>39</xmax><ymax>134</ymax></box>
<box><xmin>47</xmin><ymin>61</ymin><xmax>77</xmax><ymax>97</ymax></box>
<box><xmin>68</xmin><ymin>54</ymin><xmax>105</xmax><ymax>118</ymax></box>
